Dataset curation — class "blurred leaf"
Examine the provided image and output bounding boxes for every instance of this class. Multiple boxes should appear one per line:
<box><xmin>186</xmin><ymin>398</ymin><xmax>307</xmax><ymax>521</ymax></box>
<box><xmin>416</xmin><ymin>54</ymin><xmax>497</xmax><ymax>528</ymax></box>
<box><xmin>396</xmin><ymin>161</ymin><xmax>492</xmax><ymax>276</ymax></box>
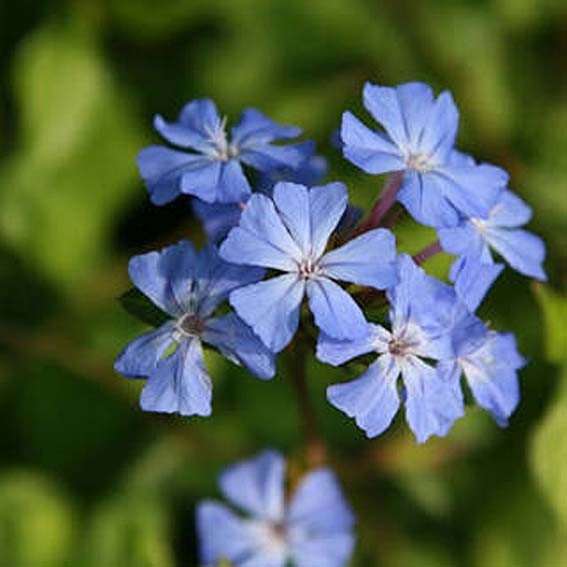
<box><xmin>534</xmin><ymin>284</ymin><xmax>567</xmax><ymax>363</ymax></box>
<box><xmin>82</xmin><ymin>494</ymin><xmax>174</xmax><ymax>567</ymax></box>
<box><xmin>0</xmin><ymin>22</ymin><xmax>142</xmax><ymax>291</ymax></box>
<box><xmin>0</xmin><ymin>472</ymin><xmax>74</xmax><ymax>566</ymax></box>
<box><xmin>119</xmin><ymin>287</ymin><xmax>170</xmax><ymax>328</ymax></box>
<box><xmin>531</xmin><ymin>366</ymin><xmax>567</xmax><ymax>532</ymax></box>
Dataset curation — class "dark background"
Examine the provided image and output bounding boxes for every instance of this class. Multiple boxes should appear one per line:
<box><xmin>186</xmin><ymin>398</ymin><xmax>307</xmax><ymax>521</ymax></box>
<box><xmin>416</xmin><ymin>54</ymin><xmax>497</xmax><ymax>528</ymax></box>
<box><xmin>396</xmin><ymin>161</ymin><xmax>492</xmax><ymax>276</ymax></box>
<box><xmin>0</xmin><ymin>0</ymin><xmax>565</xmax><ymax>565</ymax></box>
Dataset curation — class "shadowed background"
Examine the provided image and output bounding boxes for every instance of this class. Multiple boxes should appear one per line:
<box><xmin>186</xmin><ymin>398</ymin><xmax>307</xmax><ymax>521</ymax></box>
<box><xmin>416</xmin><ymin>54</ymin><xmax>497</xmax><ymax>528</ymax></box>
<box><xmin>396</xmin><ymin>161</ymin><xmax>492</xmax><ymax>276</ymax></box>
<box><xmin>0</xmin><ymin>0</ymin><xmax>566</xmax><ymax>565</ymax></box>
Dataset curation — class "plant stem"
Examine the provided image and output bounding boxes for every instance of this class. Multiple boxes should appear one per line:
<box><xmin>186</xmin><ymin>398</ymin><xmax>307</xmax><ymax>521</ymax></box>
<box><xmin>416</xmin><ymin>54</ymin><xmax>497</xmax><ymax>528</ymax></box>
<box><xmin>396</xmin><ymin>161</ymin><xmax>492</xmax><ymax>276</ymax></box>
<box><xmin>287</xmin><ymin>339</ymin><xmax>327</xmax><ymax>468</ymax></box>
<box><xmin>413</xmin><ymin>240</ymin><xmax>443</xmax><ymax>265</ymax></box>
<box><xmin>355</xmin><ymin>171</ymin><xmax>404</xmax><ymax>235</ymax></box>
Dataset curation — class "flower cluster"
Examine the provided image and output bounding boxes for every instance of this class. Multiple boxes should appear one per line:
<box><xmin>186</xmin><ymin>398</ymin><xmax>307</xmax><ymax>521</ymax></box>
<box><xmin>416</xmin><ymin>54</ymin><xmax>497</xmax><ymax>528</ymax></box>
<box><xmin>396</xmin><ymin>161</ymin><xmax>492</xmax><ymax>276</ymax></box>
<box><xmin>116</xmin><ymin>84</ymin><xmax>546</xmax><ymax>566</ymax></box>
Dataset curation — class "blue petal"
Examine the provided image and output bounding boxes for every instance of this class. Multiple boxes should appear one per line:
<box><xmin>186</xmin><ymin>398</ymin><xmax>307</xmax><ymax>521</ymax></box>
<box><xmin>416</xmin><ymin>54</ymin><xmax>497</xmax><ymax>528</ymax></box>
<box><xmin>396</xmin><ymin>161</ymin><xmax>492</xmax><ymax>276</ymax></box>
<box><xmin>490</xmin><ymin>189</ymin><xmax>532</xmax><ymax>227</ymax></box>
<box><xmin>239</xmin><ymin>144</ymin><xmax>307</xmax><ymax>172</ymax></box>
<box><xmin>438</xmin><ymin>222</ymin><xmax>487</xmax><ymax>258</ymax></box>
<box><xmin>137</xmin><ymin>146</ymin><xmax>209</xmax><ymax>205</ymax></box>
<box><xmin>128</xmin><ymin>240</ymin><xmax>197</xmax><ymax>316</ymax></box>
<box><xmin>271</xmin><ymin>182</ymin><xmax>348</xmax><ymax>259</ymax></box>
<box><xmin>485</xmin><ymin>228</ymin><xmax>547</xmax><ymax>280</ymax></box>
<box><xmin>450</xmin><ymin>256</ymin><xmax>504</xmax><ymax>312</ymax></box>
<box><xmin>341</xmin><ymin>111</ymin><xmax>404</xmax><ymax>174</ymax></box>
<box><xmin>397</xmin><ymin>170</ymin><xmax>461</xmax><ymax>227</ymax></box>
<box><xmin>401</xmin><ymin>356</ymin><xmax>464</xmax><ymax>443</ymax></box>
<box><xmin>204</xmin><ymin>313</ymin><xmax>276</xmax><ymax>380</ymax></box>
<box><xmin>192</xmin><ymin>199</ymin><xmax>243</xmax><ymax>243</ymax></box>
<box><xmin>316</xmin><ymin>324</ymin><xmax>389</xmax><ymax>366</ymax></box>
<box><xmin>229</xmin><ymin>274</ymin><xmax>305</xmax><ymax>352</ymax></box>
<box><xmin>154</xmin><ymin>113</ymin><xmax>208</xmax><ymax>151</ymax></box>
<box><xmin>320</xmin><ymin>228</ymin><xmax>397</xmax><ymax>289</ymax></box>
<box><xmin>231</xmin><ymin>108</ymin><xmax>302</xmax><ymax>145</ymax></box>
<box><xmin>420</xmin><ymin>90</ymin><xmax>459</xmax><ymax>161</ymax></box>
<box><xmin>462</xmin><ymin>332</ymin><xmax>524</xmax><ymax>426</ymax></box>
<box><xmin>288</xmin><ymin>468</ymin><xmax>355</xmax><ymax>567</ymax></box>
<box><xmin>219</xmin><ymin>450</ymin><xmax>286</xmax><ymax>522</ymax></box>
<box><xmin>435</xmin><ymin>163</ymin><xmax>507</xmax><ymax>220</ymax></box>
<box><xmin>307</xmin><ymin>183</ymin><xmax>348</xmax><ymax>258</ymax></box>
<box><xmin>327</xmin><ymin>355</ymin><xmax>401</xmax><ymax>438</ymax></box>
<box><xmin>196</xmin><ymin>500</ymin><xmax>277</xmax><ymax>566</ymax></box>
<box><xmin>220</xmin><ymin>193</ymin><xmax>303</xmax><ymax>271</ymax></box>
<box><xmin>306</xmin><ymin>277</ymin><xmax>368</xmax><ymax>340</ymax></box>
<box><xmin>363</xmin><ymin>82</ymin><xmax>435</xmax><ymax>150</ymax></box>
<box><xmin>181</xmin><ymin>159</ymin><xmax>251</xmax><ymax>204</ymax></box>
<box><xmin>114</xmin><ymin>321</ymin><xmax>176</xmax><ymax>378</ymax></box>
<box><xmin>140</xmin><ymin>339</ymin><xmax>212</xmax><ymax>417</ymax></box>
<box><xmin>192</xmin><ymin>244</ymin><xmax>265</xmax><ymax>317</ymax></box>
<box><xmin>177</xmin><ymin>98</ymin><xmax>221</xmax><ymax>140</ymax></box>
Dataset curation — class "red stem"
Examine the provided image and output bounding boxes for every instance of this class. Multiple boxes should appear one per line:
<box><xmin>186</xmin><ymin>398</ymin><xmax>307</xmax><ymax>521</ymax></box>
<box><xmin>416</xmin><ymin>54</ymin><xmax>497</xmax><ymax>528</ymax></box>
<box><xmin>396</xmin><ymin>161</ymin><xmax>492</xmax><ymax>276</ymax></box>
<box><xmin>355</xmin><ymin>171</ymin><xmax>404</xmax><ymax>235</ymax></box>
<box><xmin>413</xmin><ymin>240</ymin><xmax>443</xmax><ymax>265</ymax></box>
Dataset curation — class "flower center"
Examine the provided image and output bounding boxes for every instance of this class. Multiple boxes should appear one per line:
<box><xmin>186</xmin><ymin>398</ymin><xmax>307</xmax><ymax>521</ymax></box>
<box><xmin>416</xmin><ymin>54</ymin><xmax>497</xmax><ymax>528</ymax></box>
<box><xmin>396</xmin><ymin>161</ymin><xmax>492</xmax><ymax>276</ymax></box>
<box><xmin>298</xmin><ymin>258</ymin><xmax>321</xmax><ymax>280</ymax></box>
<box><xmin>204</xmin><ymin>116</ymin><xmax>239</xmax><ymax>161</ymax></box>
<box><xmin>470</xmin><ymin>216</ymin><xmax>488</xmax><ymax>235</ymax></box>
<box><xmin>176</xmin><ymin>313</ymin><xmax>205</xmax><ymax>338</ymax></box>
<box><xmin>406</xmin><ymin>152</ymin><xmax>434</xmax><ymax>173</ymax></box>
<box><xmin>387</xmin><ymin>323</ymin><xmax>424</xmax><ymax>358</ymax></box>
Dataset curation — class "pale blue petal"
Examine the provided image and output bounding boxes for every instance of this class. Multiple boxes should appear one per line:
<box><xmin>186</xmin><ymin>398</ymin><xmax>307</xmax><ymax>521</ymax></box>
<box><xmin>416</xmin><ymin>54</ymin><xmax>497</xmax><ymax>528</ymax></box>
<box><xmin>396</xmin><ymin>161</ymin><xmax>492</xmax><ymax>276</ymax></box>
<box><xmin>272</xmin><ymin>182</ymin><xmax>312</xmax><ymax>255</ymax></box>
<box><xmin>179</xmin><ymin>160</ymin><xmax>223</xmax><ymax>202</ymax></box>
<box><xmin>154</xmin><ymin>114</ymin><xmax>208</xmax><ymax>151</ymax></box>
<box><xmin>435</xmin><ymin>164</ymin><xmax>507</xmax><ymax>220</ymax></box>
<box><xmin>231</xmin><ymin>108</ymin><xmax>302</xmax><ymax>145</ymax></box>
<box><xmin>192</xmin><ymin>199</ymin><xmax>243</xmax><ymax>243</ymax></box>
<box><xmin>204</xmin><ymin>313</ymin><xmax>276</xmax><ymax>380</ymax></box>
<box><xmin>239</xmin><ymin>144</ymin><xmax>306</xmax><ymax>172</ymax></box>
<box><xmin>307</xmin><ymin>182</ymin><xmax>349</xmax><ymax>259</ymax></box>
<box><xmin>397</xmin><ymin>170</ymin><xmax>461</xmax><ymax>227</ymax></box>
<box><xmin>291</xmin><ymin>534</ymin><xmax>355</xmax><ymax>567</ymax></box>
<box><xmin>196</xmin><ymin>501</ymin><xmax>271</xmax><ymax>566</ymax></box>
<box><xmin>219</xmin><ymin>450</ymin><xmax>286</xmax><ymax>522</ymax></box>
<box><xmin>420</xmin><ymin>90</ymin><xmax>459</xmax><ymax>161</ymax></box>
<box><xmin>341</xmin><ymin>111</ymin><xmax>404</xmax><ymax>174</ymax></box>
<box><xmin>316</xmin><ymin>324</ymin><xmax>389</xmax><ymax>366</ymax></box>
<box><xmin>128</xmin><ymin>240</ymin><xmax>197</xmax><ymax>316</ymax></box>
<box><xmin>178</xmin><ymin>98</ymin><xmax>221</xmax><ymax>140</ymax></box>
<box><xmin>306</xmin><ymin>278</ymin><xmax>368</xmax><ymax>340</ymax></box>
<box><xmin>114</xmin><ymin>321</ymin><xmax>176</xmax><ymax>378</ymax></box>
<box><xmin>327</xmin><ymin>355</ymin><xmax>400</xmax><ymax>438</ymax></box>
<box><xmin>229</xmin><ymin>275</ymin><xmax>305</xmax><ymax>352</ymax></box>
<box><xmin>463</xmin><ymin>332</ymin><xmax>524</xmax><ymax>426</ymax></box>
<box><xmin>140</xmin><ymin>339</ymin><xmax>212</xmax><ymax>417</ymax></box>
<box><xmin>194</xmin><ymin>244</ymin><xmax>265</xmax><ymax>317</ymax></box>
<box><xmin>288</xmin><ymin>468</ymin><xmax>354</xmax><ymax>533</ymax></box>
<box><xmin>450</xmin><ymin>256</ymin><xmax>504</xmax><ymax>312</ymax></box>
<box><xmin>486</xmin><ymin>228</ymin><xmax>547</xmax><ymax>280</ymax></box>
<box><xmin>489</xmin><ymin>189</ymin><xmax>532</xmax><ymax>227</ymax></box>
<box><xmin>137</xmin><ymin>146</ymin><xmax>210</xmax><ymax>205</ymax></box>
<box><xmin>220</xmin><ymin>194</ymin><xmax>303</xmax><ymax>271</ymax></box>
<box><xmin>320</xmin><ymin>228</ymin><xmax>397</xmax><ymax>289</ymax></box>
<box><xmin>216</xmin><ymin>160</ymin><xmax>253</xmax><ymax>203</ymax></box>
<box><xmin>402</xmin><ymin>356</ymin><xmax>464</xmax><ymax>443</ymax></box>
<box><xmin>438</xmin><ymin>222</ymin><xmax>485</xmax><ymax>257</ymax></box>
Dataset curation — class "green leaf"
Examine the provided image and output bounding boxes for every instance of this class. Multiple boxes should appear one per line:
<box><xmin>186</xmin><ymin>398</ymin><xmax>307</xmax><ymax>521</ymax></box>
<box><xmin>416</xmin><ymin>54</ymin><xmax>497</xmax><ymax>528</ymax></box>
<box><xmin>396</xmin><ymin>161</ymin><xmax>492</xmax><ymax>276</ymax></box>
<box><xmin>531</xmin><ymin>366</ymin><xmax>567</xmax><ymax>532</ymax></box>
<box><xmin>119</xmin><ymin>288</ymin><xmax>170</xmax><ymax>328</ymax></box>
<box><xmin>82</xmin><ymin>494</ymin><xmax>174</xmax><ymax>567</ymax></box>
<box><xmin>0</xmin><ymin>22</ymin><xmax>143</xmax><ymax>291</ymax></box>
<box><xmin>0</xmin><ymin>472</ymin><xmax>74</xmax><ymax>567</ymax></box>
<box><xmin>534</xmin><ymin>284</ymin><xmax>567</xmax><ymax>362</ymax></box>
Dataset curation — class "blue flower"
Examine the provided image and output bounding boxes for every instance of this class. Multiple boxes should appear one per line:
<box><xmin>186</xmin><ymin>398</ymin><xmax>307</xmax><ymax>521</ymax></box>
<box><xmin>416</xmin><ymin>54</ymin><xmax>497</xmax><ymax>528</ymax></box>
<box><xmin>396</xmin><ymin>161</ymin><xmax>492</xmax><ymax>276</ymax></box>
<box><xmin>114</xmin><ymin>241</ymin><xmax>274</xmax><ymax>417</ymax></box>
<box><xmin>192</xmin><ymin>143</ymin><xmax>328</xmax><ymax>243</ymax></box>
<box><xmin>137</xmin><ymin>99</ymin><xmax>307</xmax><ymax>205</ymax></box>
<box><xmin>219</xmin><ymin>182</ymin><xmax>398</xmax><ymax>352</ymax></box>
<box><xmin>319</xmin><ymin>255</ymin><xmax>466</xmax><ymax>443</ymax></box>
<box><xmin>438</xmin><ymin>189</ymin><xmax>547</xmax><ymax>280</ymax></box>
<box><xmin>197</xmin><ymin>450</ymin><xmax>355</xmax><ymax>567</ymax></box>
<box><xmin>439</xmin><ymin>254</ymin><xmax>525</xmax><ymax>426</ymax></box>
<box><xmin>341</xmin><ymin>82</ymin><xmax>508</xmax><ymax>228</ymax></box>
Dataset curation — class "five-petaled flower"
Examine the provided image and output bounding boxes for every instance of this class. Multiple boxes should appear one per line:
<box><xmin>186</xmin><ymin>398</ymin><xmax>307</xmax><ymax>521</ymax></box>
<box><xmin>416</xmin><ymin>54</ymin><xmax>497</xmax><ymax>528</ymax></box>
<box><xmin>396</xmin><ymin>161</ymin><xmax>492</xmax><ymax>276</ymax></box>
<box><xmin>219</xmin><ymin>181</ymin><xmax>398</xmax><ymax>352</ymax></box>
<box><xmin>114</xmin><ymin>241</ymin><xmax>275</xmax><ymax>417</ymax></box>
<box><xmin>341</xmin><ymin>82</ymin><xmax>509</xmax><ymax>228</ymax></box>
<box><xmin>137</xmin><ymin>99</ymin><xmax>309</xmax><ymax>206</ymax></box>
<box><xmin>438</xmin><ymin>189</ymin><xmax>547</xmax><ymax>280</ymax></box>
<box><xmin>197</xmin><ymin>450</ymin><xmax>355</xmax><ymax>567</ymax></box>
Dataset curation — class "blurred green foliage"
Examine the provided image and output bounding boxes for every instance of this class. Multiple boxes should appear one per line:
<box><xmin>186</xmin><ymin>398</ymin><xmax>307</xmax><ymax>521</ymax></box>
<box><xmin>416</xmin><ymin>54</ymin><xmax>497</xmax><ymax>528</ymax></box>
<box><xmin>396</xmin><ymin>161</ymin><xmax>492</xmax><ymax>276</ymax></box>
<box><xmin>0</xmin><ymin>0</ymin><xmax>565</xmax><ymax>565</ymax></box>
